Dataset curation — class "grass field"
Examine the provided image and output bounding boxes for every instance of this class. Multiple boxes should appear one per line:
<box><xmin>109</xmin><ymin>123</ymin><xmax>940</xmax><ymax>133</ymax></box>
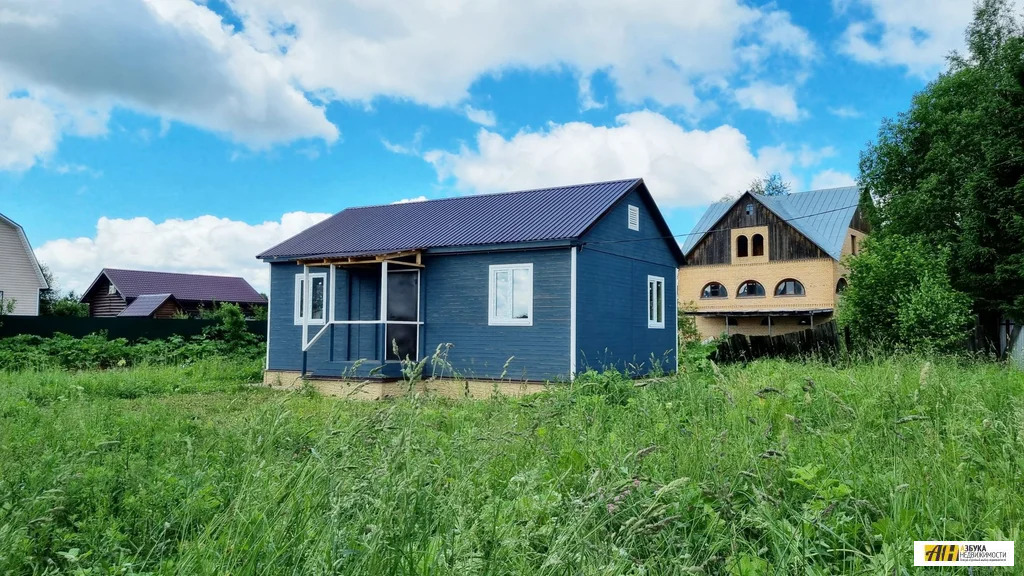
<box><xmin>0</xmin><ymin>356</ymin><xmax>1021</xmax><ymax>574</ymax></box>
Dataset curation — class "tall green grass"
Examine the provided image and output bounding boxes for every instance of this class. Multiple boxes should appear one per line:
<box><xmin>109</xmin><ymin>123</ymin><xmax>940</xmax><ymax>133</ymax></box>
<box><xmin>0</xmin><ymin>357</ymin><xmax>1020</xmax><ymax>574</ymax></box>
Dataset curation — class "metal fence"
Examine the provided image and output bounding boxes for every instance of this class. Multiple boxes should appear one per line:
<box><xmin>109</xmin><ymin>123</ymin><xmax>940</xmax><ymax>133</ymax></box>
<box><xmin>0</xmin><ymin>316</ymin><xmax>266</xmax><ymax>342</ymax></box>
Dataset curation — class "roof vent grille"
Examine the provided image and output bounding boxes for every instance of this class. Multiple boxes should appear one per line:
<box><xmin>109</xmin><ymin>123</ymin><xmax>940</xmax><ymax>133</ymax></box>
<box><xmin>628</xmin><ymin>205</ymin><xmax>640</xmax><ymax>231</ymax></box>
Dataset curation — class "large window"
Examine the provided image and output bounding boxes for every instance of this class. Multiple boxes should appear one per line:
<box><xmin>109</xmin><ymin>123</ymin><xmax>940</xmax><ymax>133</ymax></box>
<box><xmin>294</xmin><ymin>273</ymin><xmax>327</xmax><ymax>325</ymax></box>
<box><xmin>648</xmin><ymin>275</ymin><xmax>665</xmax><ymax>329</ymax></box>
<box><xmin>701</xmin><ymin>282</ymin><xmax>728</xmax><ymax>298</ymax></box>
<box><xmin>737</xmin><ymin>280</ymin><xmax>765</xmax><ymax>298</ymax></box>
<box><xmin>775</xmin><ymin>278</ymin><xmax>805</xmax><ymax>296</ymax></box>
<box><xmin>488</xmin><ymin>264</ymin><xmax>533</xmax><ymax>326</ymax></box>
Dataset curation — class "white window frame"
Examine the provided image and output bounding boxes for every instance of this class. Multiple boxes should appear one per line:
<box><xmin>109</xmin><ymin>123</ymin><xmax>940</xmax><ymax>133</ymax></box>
<box><xmin>647</xmin><ymin>275</ymin><xmax>665</xmax><ymax>329</ymax></box>
<box><xmin>488</xmin><ymin>263</ymin><xmax>533</xmax><ymax>326</ymax></box>
<box><xmin>294</xmin><ymin>272</ymin><xmax>327</xmax><ymax>326</ymax></box>
<box><xmin>628</xmin><ymin>205</ymin><xmax>640</xmax><ymax>231</ymax></box>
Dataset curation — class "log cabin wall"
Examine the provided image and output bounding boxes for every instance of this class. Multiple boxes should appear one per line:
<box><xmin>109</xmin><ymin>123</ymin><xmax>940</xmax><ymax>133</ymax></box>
<box><xmin>686</xmin><ymin>194</ymin><xmax>827</xmax><ymax>266</ymax></box>
<box><xmin>85</xmin><ymin>276</ymin><xmax>127</xmax><ymax>317</ymax></box>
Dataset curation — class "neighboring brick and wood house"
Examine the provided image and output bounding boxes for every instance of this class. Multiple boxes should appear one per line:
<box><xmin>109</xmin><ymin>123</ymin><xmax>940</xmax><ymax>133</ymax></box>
<box><xmin>80</xmin><ymin>268</ymin><xmax>267</xmax><ymax>318</ymax></box>
<box><xmin>0</xmin><ymin>212</ymin><xmax>49</xmax><ymax>316</ymax></box>
<box><xmin>678</xmin><ymin>187</ymin><xmax>869</xmax><ymax>339</ymax></box>
<box><xmin>257</xmin><ymin>178</ymin><xmax>684</xmax><ymax>384</ymax></box>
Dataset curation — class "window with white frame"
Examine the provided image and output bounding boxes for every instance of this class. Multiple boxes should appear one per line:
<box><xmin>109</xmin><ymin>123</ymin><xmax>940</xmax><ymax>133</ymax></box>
<box><xmin>628</xmin><ymin>205</ymin><xmax>640</xmax><ymax>231</ymax></box>
<box><xmin>647</xmin><ymin>275</ymin><xmax>665</xmax><ymax>329</ymax></box>
<box><xmin>488</xmin><ymin>263</ymin><xmax>533</xmax><ymax>326</ymax></box>
<box><xmin>294</xmin><ymin>273</ymin><xmax>327</xmax><ymax>325</ymax></box>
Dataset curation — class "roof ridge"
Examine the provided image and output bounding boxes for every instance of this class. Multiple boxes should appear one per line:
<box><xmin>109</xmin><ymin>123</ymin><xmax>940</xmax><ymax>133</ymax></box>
<box><xmin>342</xmin><ymin>178</ymin><xmax>643</xmax><ymax>211</ymax></box>
<box><xmin>103</xmin><ymin>267</ymin><xmax>249</xmax><ymax>280</ymax></box>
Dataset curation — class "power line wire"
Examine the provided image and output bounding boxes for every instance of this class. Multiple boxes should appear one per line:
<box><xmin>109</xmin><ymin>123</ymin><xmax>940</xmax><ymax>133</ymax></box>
<box><xmin>581</xmin><ymin>203</ymin><xmax>862</xmax><ymax>248</ymax></box>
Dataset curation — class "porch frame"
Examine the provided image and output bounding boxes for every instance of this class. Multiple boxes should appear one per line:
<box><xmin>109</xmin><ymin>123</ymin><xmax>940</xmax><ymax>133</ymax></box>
<box><xmin>298</xmin><ymin>251</ymin><xmax>424</xmax><ymax>375</ymax></box>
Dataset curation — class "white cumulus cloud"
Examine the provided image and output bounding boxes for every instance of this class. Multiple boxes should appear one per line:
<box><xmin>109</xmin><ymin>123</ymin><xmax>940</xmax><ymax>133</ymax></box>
<box><xmin>734</xmin><ymin>82</ymin><xmax>804</xmax><ymax>121</ymax></box>
<box><xmin>34</xmin><ymin>211</ymin><xmax>332</xmax><ymax>294</ymax></box>
<box><xmin>0</xmin><ymin>0</ymin><xmax>819</xmax><ymax>170</ymax></box>
<box><xmin>835</xmin><ymin>0</ymin><xmax>1021</xmax><ymax>75</ymax></box>
<box><xmin>231</xmin><ymin>0</ymin><xmax>815</xmax><ymax>111</ymax></box>
<box><xmin>0</xmin><ymin>0</ymin><xmax>338</xmax><ymax>170</ymax></box>
<box><xmin>464</xmin><ymin>106</ymin><xmax>496</xmax><ymax>127</ymax></box>
<box><xmin>0</xmin><ymin>87</ymin><xmax>59</xmax><ymax>170</ymax></box>
<box><xmin>423</xmin><ymin>110</ymin><xmax>830</xmax><ymax>208</ymax></box>
<box><xmin>810</xmin><ymin>168</ymin><xmax>857</xmax><ymax>189</ymax></box>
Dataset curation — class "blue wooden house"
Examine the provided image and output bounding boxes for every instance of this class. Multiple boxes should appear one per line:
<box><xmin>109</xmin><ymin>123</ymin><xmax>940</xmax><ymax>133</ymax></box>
<box><xmin>257</xmin><ymin>178</ymin><xmax>684</xmax><ymax>382</ymax></box>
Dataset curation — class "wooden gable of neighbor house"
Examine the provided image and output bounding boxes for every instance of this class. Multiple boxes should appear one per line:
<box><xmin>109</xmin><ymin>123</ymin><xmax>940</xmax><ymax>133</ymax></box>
<box><xmin>686</xmin><ymin>193</ymin><xmax>827</xmax><ymax>266</ymax></box>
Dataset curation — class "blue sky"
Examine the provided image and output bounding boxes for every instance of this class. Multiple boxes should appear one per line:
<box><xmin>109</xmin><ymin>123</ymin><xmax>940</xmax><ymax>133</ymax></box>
<box><xmin>0</xmin><ymin>0</ymin><xmax>987</xmax><ymax>292</ymax></box>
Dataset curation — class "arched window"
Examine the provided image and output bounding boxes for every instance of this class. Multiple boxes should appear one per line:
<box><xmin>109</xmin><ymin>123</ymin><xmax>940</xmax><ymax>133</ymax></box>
<box><xmin>737</xmin><ymin>280</ymin><xmax>765</xmax><ymax>298</ymax></box>
<box><xmin>752</xmin><ymin>234</ymin><xmax>764</xmax><ymax>256</ymax></box>
<box><xmin>775</xmin><ymin>278</ymin><xmax>805</xmax><ymax>296</ymax></box>
<box><xmin>836</xmin><ymin>278</ymin><xmax>848</xmax><ymax>294</ymax></box>
<box><xmin>736</xmin><ymin>235</ymin><xmax>749</xmax><ymax>258</ymax></box>
<box><xmin>701</xmin><ymin>282</ymin><xmax>728</xmax><ymax>298</ymax></box>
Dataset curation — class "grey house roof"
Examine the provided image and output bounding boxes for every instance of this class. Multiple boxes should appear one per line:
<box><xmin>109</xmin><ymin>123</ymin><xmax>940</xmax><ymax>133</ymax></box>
<box><xmin>258</xmin><ymin>178</ymin><xmax>684</xmax><ymax>263</ymax></box>
<box><xmin>118</xmin><ymin>293</ymin><xmax>175</xmax><ymax>317</ymax></box>
<box><xmin>681</xmin><ymin>186</ymin><xmax>861</xmax><ymax>260</ymax></box>
<box><xmin>82</xmin><ymin>268</ymin><xmax>266</xmax><ymax>304</ymax></box>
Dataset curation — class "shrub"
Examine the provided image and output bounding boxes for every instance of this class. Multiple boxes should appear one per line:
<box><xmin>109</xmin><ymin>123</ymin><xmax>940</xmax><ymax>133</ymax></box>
<box><xmin>839</xmin><ymin>235</ymin><xmax>972</xmax><ymax>354</ymax></box>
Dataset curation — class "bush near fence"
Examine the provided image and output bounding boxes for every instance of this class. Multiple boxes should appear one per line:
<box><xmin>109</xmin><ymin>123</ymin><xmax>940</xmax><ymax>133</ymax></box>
<box><xmin>712</xmin><ymin>320</ymin><xmax>840</xmax><ymax>363</ymax></box>
<box><xmin>0</xmin><ymin>316</ymin><xmax>265</xmax><ymax>342</ymax></box>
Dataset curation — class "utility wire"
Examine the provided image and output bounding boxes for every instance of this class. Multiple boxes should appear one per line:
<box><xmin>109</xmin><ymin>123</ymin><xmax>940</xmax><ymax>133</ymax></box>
<box><xmin>581</xmin><ymin>203</ymin><xmax>862</xmax><ymax>248</ymax></box>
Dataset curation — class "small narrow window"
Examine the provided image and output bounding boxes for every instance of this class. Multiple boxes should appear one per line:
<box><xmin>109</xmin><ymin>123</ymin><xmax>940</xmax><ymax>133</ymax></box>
<box><xmin>851</xmin><ymin>234</ymin><xmax>857</xmax><ymax>255</ymax></box>
<box><xmin>294</xmin><ymin>273</ymin><xmax>327</xmax><ymax>325</ymax></box>
<box><xmin>752</xmin><ymin>234</ymin><xmax>764</xmax><ymax>257</ymax></box>
<box><xmin>736</xmin><ymin>235</ymin><xmax>749</xmax><ymax>258</ymax></box>
<box><xmin>489</xmin><ymin>264</ymin><xmax>533</xmax><ymax>326</ymax></box>
<box><xmin>107</xmin><ymin>284</ymin><xmax>117</xmax><ymax>295</ymax></box>
<box><xmin>836</xmin><ymin>278</ymin><xmax>848</xmax><ymax>294</ymax></box>
<box><xmin>701</xmin><ymin>282</ymin><xmax>728</xmax><ymax>298</ymax></box>
<box><xmin>775</xmin><ymin>278</ymin><xmax>805</xmax><ymax>296</ymax></box>
<box><xmin>745</xmin><ymin>203</ymin><xmax>754</xmax><ymax>215</ymax></box>
<box><xmin>737</xmin><ymin>280</ymin><xmax>765</xmax><ymax>298</ymax></box>
<box><xmin>628</xmin><ymin>205</ymin><xmax>640</xmax><ymax>231</ymax></box>
<box><xmin>727</xmin><ymin>317</ymin><xmax>739</xmax><ymax>326</ymax></box>
<box><xmin>647</xmin><ymin>275</ymin><xmax>665</xmax><ymax>329</ymax></box>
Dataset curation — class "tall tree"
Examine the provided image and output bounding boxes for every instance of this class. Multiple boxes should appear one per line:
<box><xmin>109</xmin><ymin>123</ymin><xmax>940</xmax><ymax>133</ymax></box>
<box><xmin>858</xmin><ymin>0</ymin><xmax>1024</xmax><ymax>332</ymax></box>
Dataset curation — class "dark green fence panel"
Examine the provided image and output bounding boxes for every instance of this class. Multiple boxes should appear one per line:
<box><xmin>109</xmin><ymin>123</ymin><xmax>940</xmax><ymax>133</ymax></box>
<box><xmin>0</xmin><ymin>317</ymin><xmax>266</xmax><ymax>342</ymax></box>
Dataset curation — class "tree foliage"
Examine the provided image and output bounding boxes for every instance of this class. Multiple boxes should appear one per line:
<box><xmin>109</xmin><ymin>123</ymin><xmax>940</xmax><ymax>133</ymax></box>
<box><xmin>839</xmin><ymin>236</ymin><xmax>972</xmax><ymax>353</ymax></box>
<box><xmin>38</xmin><ymin>264</ymin><xmax>89</xmax><ymax>317</ymax></box>
<box><xmin>858</xmin><ymin>0</ymin><xmax>1024</xmax><ymax>320</ymax></box>
<box><xmin>748</xmin><ymin>172</ymin><xmax>791</xmax><ymax>197</ymax></box>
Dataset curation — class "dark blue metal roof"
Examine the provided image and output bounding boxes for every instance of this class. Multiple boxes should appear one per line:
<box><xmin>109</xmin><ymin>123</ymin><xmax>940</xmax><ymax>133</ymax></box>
<box><xmin>258</xmin><ymin>179</ymin><xmax>656</xmax><ymax>260</ymax></box>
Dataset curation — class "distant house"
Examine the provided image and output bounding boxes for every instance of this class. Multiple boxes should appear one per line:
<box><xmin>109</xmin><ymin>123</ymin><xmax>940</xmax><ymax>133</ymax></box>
<box><xmin>0</xmin><ymin>212</ymin><xmax>49</xmax><ymax>316</ymax></box>
<box><xmin>80</xmin><ymin>268</ymin><xmax>267</xmax><ymax>318</ymax></box>
<box><xmin>257</xmin><ymin>179</ymin><xmax>684</xmax><ymax>383</ymax></box>
<box><xmin>678</xmin><ymin>187</ymin><xmax>869</xmax><ymax>339</ymax></box>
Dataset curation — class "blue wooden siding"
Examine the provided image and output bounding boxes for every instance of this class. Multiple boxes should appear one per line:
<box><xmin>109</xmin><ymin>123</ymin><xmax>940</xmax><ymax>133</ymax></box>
<box><xmin>267</xmin><ymin>187</ymin><xmax>677</xmax><ymax>381</ymax></box>
<box><xmin>267</xmin><ymin>263</ymin><xmax>391</xmax><ymax>376</ymax></box>
<box><xmin>421</xmin><ymin>249</ymin><xmax>571</xmax><ymax>381</ymax></box>
<box><xmin>576</xmin><ymin>189</ymin><xmax>679</xmax><ymax>374</ymax></box>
